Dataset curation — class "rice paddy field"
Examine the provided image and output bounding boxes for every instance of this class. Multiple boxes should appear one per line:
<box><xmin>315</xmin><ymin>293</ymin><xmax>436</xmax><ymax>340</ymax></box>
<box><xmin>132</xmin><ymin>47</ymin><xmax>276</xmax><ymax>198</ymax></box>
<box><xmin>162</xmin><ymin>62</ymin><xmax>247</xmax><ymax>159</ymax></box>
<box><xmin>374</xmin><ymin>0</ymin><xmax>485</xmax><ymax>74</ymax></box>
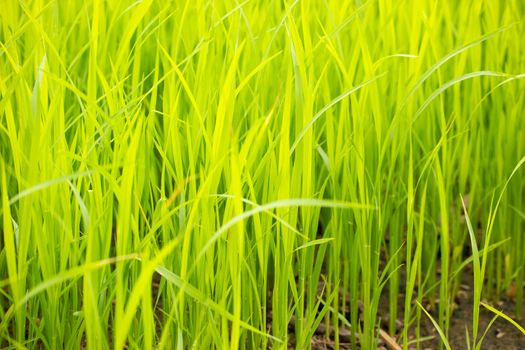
<box><xmin>1</xmin><ymin>0</ymin><xmax>525</xmax><ymax>349</ymax></box>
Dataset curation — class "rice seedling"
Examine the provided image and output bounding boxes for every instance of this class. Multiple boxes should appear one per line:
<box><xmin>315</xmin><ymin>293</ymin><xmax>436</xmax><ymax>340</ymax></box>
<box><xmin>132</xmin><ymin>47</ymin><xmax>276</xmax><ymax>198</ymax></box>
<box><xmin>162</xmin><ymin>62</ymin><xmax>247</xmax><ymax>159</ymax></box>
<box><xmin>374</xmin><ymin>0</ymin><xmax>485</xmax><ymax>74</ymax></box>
<box><xmin>1</xmin><ymin>0</ymin><xmax>524</xmax><ymax>349</ymax></box>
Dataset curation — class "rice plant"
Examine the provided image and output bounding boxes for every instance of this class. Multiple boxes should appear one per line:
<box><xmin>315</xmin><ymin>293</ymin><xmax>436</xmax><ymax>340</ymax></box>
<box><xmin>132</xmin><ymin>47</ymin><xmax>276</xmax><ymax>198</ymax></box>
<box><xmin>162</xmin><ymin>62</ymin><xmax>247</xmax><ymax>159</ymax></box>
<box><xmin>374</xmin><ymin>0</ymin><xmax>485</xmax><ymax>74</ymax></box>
<box><xmin>1</xmin><ymin>0</ymin><xmax>524</xmax><ymax>349</ymax></box>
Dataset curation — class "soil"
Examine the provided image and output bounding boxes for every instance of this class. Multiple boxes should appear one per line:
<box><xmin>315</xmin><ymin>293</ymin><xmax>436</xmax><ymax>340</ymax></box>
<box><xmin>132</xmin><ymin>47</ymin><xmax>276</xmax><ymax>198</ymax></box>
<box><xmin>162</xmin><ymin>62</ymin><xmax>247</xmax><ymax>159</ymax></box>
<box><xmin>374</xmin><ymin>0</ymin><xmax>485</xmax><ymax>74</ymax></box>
<box><xmin>416</xmin><ymin>276</ymin><xmax>525</xmax><ymax>350</ymax></box>
<box><xmin>278</xmin><ymin>270</ymin><xmax>525</xmax><ymax>350</ymax></box>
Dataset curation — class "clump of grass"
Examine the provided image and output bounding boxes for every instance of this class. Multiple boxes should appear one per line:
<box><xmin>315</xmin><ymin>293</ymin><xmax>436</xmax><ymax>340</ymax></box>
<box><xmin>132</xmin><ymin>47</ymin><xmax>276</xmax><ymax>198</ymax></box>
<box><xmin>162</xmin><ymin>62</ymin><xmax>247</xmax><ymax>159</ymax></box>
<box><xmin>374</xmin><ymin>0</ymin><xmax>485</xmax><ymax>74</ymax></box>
<box><xmin>1</xmin><ymin>1</ymin><xmax>524</xmax><ymax>349</ymax></box>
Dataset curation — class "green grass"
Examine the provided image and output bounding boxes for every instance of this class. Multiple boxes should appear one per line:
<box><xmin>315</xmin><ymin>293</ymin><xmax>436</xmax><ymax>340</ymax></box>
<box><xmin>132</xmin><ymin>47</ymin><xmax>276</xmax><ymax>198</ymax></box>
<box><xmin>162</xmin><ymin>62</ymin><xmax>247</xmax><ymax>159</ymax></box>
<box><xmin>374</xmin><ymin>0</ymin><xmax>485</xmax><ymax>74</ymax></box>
<box><xmin>1</xmin><ymin>0</ymin><xmax>525</xmax><ymax>349</ymax></box>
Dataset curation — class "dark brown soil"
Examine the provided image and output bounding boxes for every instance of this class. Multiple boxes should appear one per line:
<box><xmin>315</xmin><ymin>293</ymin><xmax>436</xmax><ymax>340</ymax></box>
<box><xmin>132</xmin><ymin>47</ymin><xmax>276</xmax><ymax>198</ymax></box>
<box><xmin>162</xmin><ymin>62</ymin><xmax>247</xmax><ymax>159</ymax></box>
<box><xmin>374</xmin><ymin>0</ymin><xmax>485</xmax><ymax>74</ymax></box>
<box><xmin>269</xmin><ymin>269</ymin><xmax>525</xmax><ymax>350</ymax></box>
<box><xmin>411</xmin><ymin>279</ymin><xmax>525</xmax><ymax>349</ymax></box>
<box><xmin>147</xmin><ymin>264</ymin><xmax>525</xmax><ymax>349</ymax></box>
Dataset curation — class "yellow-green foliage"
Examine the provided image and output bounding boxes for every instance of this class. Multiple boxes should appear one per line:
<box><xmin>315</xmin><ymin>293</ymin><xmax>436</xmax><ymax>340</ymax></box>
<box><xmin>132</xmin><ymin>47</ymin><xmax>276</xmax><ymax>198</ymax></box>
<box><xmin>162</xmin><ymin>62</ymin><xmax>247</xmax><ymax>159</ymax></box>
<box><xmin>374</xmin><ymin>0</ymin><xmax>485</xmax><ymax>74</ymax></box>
<box><xmin>0</xmin><ymin>1</ymin><xmax>524</xmax><ymax>349</ymax></box>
